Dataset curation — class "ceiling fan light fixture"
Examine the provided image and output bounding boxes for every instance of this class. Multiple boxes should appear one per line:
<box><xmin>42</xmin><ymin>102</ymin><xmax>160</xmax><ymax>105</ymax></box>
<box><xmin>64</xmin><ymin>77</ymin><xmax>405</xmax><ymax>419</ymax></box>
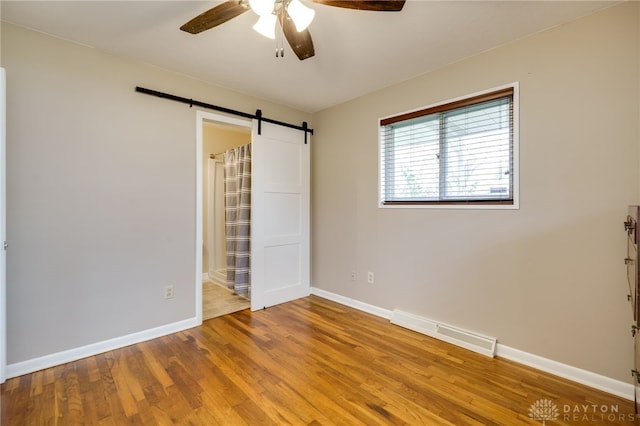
<box><xmin>253</xmin><ymin>14</ymin><xmax>277</xmax><ymax>39</ymax></box>
<box><xmin>181</xmin><ymin>0</ymin><xmax>406</xmax><ymax>60</ymax></box>
<box><xmin>249</xmin><ymin>0</ymin><xmax>275</xmax><ymax>16</ymax></box>
<box><xmin>287</xmin><ymin>0</ymin><xmax>315</xmax><ymax>32</ymax></box>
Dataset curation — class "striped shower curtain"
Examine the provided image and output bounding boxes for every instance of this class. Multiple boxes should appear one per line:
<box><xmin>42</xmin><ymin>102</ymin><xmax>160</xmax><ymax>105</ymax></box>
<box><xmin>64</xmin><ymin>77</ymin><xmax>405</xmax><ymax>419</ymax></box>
<box><xmin>224</xmin><ymin>143</ymin><xmax>252</xmax><ymax>298</ymax></box>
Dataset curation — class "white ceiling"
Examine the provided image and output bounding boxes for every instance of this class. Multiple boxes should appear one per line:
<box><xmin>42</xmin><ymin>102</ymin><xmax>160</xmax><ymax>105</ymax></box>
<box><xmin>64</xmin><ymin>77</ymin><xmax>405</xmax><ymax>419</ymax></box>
<box><xmin>0</xmin><ymin>0</ymin><xmax>620</xmax><ymax>113</ymax></box>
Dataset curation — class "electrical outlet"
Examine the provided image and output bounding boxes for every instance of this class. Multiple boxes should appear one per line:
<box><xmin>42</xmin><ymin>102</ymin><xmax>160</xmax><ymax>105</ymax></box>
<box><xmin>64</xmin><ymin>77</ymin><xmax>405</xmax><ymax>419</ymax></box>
<box><xmin>164</xmin><ymin>285</ymin><xmax>174</xmax><ymax>299</ymax></box>
<box><xmin>350</xmin><ymin>271</ymin><xmax>357</xmax><ymax>282</ymax></box>
<box><xmin>367</xmin><ymin>271</ymin><xmax>375</xmax><ymax>284</ymax></box>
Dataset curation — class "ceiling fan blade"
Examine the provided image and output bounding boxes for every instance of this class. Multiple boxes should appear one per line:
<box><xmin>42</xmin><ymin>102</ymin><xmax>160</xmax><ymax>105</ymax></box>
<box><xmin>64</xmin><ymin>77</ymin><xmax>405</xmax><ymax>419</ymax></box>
<box><xmin>280</xmin><ymin>8</ymin><xmax>315</xmax><ymax>60</ymax></box>
<box><xmin>311</xmin><ymin>0</ymin><xmax>405</xmax><ymax>12</ymax></box>
<box><xmin>180</xmin><ymin>0</ymin><xmax>250</xmax><ymax>34</ymax></box>
<box><xmin>309</xmin><ymin>0</ymin><xmax>405</xmax><ymax>11</ymax></box>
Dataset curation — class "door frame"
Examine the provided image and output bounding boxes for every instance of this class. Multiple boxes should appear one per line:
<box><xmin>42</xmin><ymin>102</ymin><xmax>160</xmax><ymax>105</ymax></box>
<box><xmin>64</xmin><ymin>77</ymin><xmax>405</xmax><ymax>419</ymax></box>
<box><xmin>1</xmin><ymin>67</ymin><xmax>6</xmax><ymax>383</ymax></box>
<box><xmin>195</xmin><ymin>110</ymin><xmax>252</xmax><ymax>324</ymax></box>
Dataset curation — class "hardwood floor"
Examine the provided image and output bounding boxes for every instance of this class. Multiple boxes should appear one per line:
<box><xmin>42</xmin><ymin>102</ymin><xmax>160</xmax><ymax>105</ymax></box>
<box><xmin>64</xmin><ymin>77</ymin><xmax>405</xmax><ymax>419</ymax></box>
<box><xmin>1</xmin><ymin>295</ymin><xmax>636</xmax><ymax>425</ymax></box>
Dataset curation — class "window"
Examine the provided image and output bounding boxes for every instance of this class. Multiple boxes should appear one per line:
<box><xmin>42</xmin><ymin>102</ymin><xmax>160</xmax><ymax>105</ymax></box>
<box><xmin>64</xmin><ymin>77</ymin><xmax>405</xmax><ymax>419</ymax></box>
<box><xmin>379</xmin><ymin>85</ymin><xmax>518</xmax><ymax>208</ymax></box>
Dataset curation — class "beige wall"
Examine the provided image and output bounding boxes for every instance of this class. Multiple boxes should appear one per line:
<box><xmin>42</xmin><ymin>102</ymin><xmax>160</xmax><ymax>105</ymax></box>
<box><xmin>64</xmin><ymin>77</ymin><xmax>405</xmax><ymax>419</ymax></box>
<box><xmin>202</xmin><ymin>123</ymin><xmax>250</xmax><ymax>274</ymax></box>
<box><xmin>1</xmin><ymin>22</ymin><xmax>310</xmax><ymax>364</ymax></box>
<box><xmin>311</xmin><ymin>2</ymin><xmax>639</xmax><ymax>382</ymax></box>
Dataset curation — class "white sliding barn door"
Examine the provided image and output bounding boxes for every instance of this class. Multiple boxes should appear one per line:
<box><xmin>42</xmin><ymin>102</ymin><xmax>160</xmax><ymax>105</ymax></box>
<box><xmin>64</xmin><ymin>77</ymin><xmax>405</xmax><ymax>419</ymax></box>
<box><xmin>251</xmin><ymin>121</ymin><xmax>310</xmax><ymax>310</ymax></box>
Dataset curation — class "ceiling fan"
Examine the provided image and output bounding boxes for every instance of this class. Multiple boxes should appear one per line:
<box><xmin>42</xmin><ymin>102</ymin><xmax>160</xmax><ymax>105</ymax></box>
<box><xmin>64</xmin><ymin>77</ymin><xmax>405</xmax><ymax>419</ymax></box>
<box><xmin>180</xmin><ymin>0</ymin><xmax>406</xmax><ymax>60</ymax></box>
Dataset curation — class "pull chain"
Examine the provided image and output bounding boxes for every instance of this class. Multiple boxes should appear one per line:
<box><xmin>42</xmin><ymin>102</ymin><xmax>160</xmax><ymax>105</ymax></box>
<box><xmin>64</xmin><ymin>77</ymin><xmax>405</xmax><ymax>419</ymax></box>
<box><xmin>275</xmin><ymin>6</ymin><xmax>285</xmax><ymax>57</ymax></box>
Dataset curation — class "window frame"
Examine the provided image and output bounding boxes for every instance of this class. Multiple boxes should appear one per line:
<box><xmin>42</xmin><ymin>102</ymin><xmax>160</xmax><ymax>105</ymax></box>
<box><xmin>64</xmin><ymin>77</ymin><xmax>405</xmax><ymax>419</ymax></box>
<box><xmin>378</xmin><ymin>83</ymin><xmax>519</xmax><ymax>210</ymax></box>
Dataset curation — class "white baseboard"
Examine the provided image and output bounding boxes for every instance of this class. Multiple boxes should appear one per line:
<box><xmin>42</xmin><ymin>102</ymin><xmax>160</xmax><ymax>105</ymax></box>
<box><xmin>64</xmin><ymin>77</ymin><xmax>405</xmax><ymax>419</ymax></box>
<box><xmin>207</xmin><ymin>270</ymin><xmax>226</xmax><ymax>286</ymax></box>
<box><xmin>310</xmin><ymin>286</ymin><xmax>634</xmax><ymax>401</ymax></box>
<box><xmin>6</xmin><ymin>317</ymin><xmax>200</xmax><ymax>379</ymax></box>
<box><xmin>496</xmin><ymin>344</ymin><xmax>634</xmax><ymax>401</ymax></box>
<box><xmin>311</xmin><ymin>287</ymin><xmax>392</xmax><ymax>319</ymax></box>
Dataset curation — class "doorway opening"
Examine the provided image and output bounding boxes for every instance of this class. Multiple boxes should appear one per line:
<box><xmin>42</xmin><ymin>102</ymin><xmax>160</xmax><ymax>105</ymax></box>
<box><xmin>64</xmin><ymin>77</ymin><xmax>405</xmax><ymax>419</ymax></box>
<box><xmin>197</xmin><ymin>111</ymin><xmax>251</xmax><ymax>322</ymax></box>
<box><xmin>195</xmin><ymin>110</ymin><xmax>311</xmax><ymax>321</ymax></box>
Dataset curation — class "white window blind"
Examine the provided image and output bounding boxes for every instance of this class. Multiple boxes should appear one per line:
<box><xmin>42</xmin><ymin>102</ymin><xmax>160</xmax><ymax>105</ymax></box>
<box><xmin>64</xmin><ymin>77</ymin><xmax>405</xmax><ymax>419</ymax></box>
<box><xmin>380</xmin><ymin>87</ymin><xmax>515</xmax><ymax>205</ymax></box>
